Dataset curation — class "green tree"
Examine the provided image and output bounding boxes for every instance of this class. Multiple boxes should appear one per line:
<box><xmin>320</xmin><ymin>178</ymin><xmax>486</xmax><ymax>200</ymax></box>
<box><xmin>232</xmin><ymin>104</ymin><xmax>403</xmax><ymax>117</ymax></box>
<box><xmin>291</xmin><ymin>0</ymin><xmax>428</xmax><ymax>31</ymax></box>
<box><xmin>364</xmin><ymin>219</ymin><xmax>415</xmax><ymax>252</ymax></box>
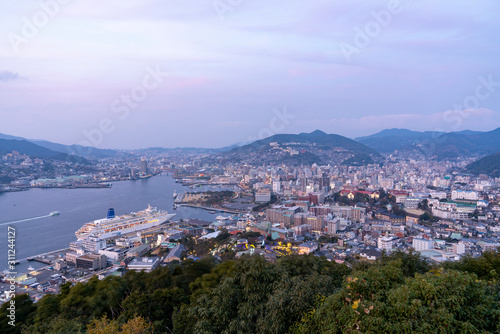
<box><xmin>87</xmin><ymin>315</ymin><xmax>153</xmax><ymax>334</ymax></box>
<box><xmin>0</xmin><ymin>294</ymin><xmax>36</xmax><ymax>334</ymax></box>
<box><xmin>33</xmin><ymin>294</ymin><xmax>60</xmax><ymax>324</ymax></box>
<box><xmin>418</xmin><ymin>198</ymin><xmax>429</xmax><ymax>210</ymax></box>
<box><xmin>175</xmin><ymin>255</ymin><xmax>350</xmax><ymax>334</ymax></box>
<box><xmin>119</xmin><ymin>287</ymin><xmax>185</xmax><ymax>331</ymax></box>
<box><xmin>22</xmin><ymin>315</ymin><xmax>85</xmax><ymax>334</ymax></box>
<box><xmin>380</xmin><ymin>249</ymin><xmax>430</xmax><ymax>278</ymax></box>
<box><xmin>419</xmin><ymin>212</ymin><xmax>431</xmax><ymax>221</ymax></box>
<box><xmin>292</xmin><ymin>267</ymin><xmax>500</xmax><ymax>333</ymax></box>
<box><xmin>443</xmin><ymin>251</ymin><xmax>500</xmax><ymax>281</ymax></box>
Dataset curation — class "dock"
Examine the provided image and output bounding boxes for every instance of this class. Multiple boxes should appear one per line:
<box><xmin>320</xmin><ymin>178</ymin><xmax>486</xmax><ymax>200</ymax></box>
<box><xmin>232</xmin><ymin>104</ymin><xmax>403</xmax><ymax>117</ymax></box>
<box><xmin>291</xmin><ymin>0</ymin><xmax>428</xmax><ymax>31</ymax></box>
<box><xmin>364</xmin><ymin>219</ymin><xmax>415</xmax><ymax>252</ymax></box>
<box><xmin>177</xmin><ymin>203</ymin><xmax>246</xmax><ymax>214</ymax></box>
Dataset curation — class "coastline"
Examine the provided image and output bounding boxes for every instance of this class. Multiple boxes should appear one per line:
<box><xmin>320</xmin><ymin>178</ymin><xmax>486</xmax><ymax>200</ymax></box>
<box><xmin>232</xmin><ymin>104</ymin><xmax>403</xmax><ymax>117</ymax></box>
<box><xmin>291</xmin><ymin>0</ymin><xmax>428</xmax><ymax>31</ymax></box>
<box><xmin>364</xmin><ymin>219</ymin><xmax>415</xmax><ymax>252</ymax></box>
<box><xmin>177</xmin><ymin>203</ymin><xmax>246</xmax><ymax>214</ymax></box>
<box><xmin>0</xmin><ymin>173</ymin><xmax>230</xmax><ymax>273</ymax></box>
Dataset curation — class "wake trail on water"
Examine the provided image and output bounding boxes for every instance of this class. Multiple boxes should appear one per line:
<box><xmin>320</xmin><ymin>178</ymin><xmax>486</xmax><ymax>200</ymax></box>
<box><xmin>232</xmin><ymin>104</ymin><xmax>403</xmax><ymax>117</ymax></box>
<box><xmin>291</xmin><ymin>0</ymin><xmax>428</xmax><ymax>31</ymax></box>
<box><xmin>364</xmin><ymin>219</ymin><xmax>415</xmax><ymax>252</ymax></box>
<box><xmin>0</xmin><ymin>214</ymin><xmax>52</xmax><ymax>226</ymax></box>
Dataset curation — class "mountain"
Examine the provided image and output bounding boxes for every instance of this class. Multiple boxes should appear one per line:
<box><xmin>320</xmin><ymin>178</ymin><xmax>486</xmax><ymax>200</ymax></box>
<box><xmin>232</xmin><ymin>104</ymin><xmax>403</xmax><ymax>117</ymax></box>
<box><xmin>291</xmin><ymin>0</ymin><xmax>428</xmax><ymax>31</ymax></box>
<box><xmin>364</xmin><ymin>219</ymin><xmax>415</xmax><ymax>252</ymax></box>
<box><xmin>31</xmin><ymin>140</ymin><xmax>118</xmax><ymax>158</ymax></box>
<box><xmin>0</xmin><ymin>132</ymin><xmax>118</xmax><ymax>158</ymax></box>
<box><xmin>355</xmin><ymin>128</ymin><xmax>434</xmax><ymax>141</ymax></box>
<box><xmin>355</xmin><ymin>129</ymin><xmax>445</xmax><ymax>153</ymax></box>
<box><xmin>356</xmin><ymin>128</ymin><xmax>500</xmax><ymax>158</ymax></box>
<box><xmin>0</xmin><ymin>133</ymin><xmax>26</xmax><ymax>141</ymax></box>
<box><xmin>453</xmin><ymin>130</ymin><xmax>483</xmax><ymax>135</ymax></box>
<box><xmin>208</xmin><ymin>130</ymin><xmax>382</xmax><ymax>166</ymax></box>
<box><xmin>0</xmin><ymin>132</ymin><xmax>239</xmax><ymax>158</ymax></box>
<box><xmin>0</xmin><ymin>139</ymin><xmax>89</xmax><ymax>164</ymax></box>
<box><xmin>466</xmin><ymin>152</ymin><xmax>500</xmax><ymax>177</ymax></box>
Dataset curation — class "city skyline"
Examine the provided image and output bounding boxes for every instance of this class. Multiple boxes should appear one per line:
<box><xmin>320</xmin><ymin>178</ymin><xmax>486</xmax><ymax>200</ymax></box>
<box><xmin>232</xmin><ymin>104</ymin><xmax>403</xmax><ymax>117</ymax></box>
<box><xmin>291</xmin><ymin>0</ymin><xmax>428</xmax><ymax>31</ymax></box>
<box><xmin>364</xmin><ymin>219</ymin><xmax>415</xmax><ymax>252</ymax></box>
<box><xmin>1</xmin><ymin>0</ymin><xmax>499</xmax><ymax>149</ymax></box>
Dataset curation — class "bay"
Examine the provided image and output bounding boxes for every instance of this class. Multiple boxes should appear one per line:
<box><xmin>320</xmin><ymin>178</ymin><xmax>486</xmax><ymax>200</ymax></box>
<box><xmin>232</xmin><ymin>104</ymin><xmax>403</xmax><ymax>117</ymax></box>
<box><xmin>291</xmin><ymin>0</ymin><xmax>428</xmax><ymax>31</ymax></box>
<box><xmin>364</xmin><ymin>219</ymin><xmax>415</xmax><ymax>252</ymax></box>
<box><xmin>0</xmin><ymin>173</ymin><xmax>232</xmax><ymax>272</ymax></box>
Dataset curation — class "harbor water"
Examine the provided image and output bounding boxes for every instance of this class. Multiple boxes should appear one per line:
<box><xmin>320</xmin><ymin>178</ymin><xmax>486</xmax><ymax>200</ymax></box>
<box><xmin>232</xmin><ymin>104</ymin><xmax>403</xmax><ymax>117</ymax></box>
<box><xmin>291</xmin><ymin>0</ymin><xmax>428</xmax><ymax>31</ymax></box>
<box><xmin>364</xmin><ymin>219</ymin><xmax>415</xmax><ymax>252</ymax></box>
<box><xmin>0</xmin><ymin>174</ymin><xmax>232</xmax><ymax>272</ymax></box>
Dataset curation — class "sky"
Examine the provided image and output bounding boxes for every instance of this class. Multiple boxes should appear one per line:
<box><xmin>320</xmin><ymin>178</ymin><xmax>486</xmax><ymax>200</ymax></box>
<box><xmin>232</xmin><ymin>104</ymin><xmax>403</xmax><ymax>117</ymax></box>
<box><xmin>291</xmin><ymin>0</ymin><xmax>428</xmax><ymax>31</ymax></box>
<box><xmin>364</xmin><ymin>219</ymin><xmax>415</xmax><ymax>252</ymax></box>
<box><xmin>1</xmin><ymin>0</ymin><xmax>499</xmax><ymax>149</ymax></box>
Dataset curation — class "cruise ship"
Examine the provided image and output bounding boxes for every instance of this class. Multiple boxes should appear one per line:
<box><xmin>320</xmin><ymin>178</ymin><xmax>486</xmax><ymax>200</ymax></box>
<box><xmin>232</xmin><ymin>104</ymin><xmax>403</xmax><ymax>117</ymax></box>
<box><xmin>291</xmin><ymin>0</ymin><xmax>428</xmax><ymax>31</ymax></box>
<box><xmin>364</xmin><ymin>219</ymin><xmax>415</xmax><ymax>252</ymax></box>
<box><xmin>75</xmin><ymin>205</ymin><xmax>175</xmax><ymax>240</ymax></box>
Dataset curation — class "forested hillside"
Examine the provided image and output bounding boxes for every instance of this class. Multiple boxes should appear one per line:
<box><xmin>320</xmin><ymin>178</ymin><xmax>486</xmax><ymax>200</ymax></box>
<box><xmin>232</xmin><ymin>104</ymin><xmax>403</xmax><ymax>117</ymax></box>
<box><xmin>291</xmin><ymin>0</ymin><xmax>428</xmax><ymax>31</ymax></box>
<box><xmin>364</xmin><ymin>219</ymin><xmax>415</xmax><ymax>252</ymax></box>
<box><xmin>1</xmin><ymin>251</ymin><xmax>500</xmax><ymax>333</ymax></box>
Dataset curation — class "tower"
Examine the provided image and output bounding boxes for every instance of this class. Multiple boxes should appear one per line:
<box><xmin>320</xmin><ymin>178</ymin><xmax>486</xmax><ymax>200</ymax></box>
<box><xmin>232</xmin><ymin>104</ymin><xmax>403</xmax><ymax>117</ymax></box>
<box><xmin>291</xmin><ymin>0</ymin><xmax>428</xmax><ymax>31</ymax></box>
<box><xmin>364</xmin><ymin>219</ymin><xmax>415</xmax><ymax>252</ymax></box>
<box><xmin>140</xmin><ymin>159</ymin><xmax>148</xmax><ymax>176</ymax></box>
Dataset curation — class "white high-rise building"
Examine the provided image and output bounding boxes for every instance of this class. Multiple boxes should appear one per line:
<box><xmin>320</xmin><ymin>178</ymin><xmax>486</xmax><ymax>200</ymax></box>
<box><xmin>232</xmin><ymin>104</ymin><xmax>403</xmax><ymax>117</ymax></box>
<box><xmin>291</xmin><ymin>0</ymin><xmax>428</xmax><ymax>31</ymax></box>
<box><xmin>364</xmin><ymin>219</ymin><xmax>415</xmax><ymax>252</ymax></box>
<box><xmin>272</xmin><ymin>180</ymin><xmax>281</xmax><ymax>193</ymax></box>
<box><xmin>412</xmin><ymin>238</ymin><xmax>434</xmax><ymax>251</ymax></box>
<box><xmin>453</xmin><ymin>241</ymin><xmax>465</xmax><ymax>255</ymax></box>
<box><xmin>378</xmin><ymin>236</ymin><xmax>395</xmax><ymax>253</ymax></box>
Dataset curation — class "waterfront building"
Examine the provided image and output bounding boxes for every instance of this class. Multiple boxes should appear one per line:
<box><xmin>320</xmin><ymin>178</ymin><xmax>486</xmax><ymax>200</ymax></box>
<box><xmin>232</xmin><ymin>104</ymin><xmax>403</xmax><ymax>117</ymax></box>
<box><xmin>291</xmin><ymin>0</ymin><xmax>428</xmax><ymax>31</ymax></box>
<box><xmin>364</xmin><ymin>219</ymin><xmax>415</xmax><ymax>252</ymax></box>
<box><xmin>75</xmin><ymin>254</ymin><xmax>107</xmax><ymax>270</ymax></box>
<box><xmin>126</xmin><ymin>244</ymin><xmax>151</xmax><ymax>258</ymax></box>
<box><xmin>140</xmin><ymin>159</ymin><xmax>149</xmax><ymax>175</ymax></box>
<box><xmin>82</xmin><ymin>235</ymin><xmax>107</xmax><ymax>252</ymax></box>
<box><xmin>127</xmin><ymin>257</ymin><xmax>160</xmax><ymax>272</ymax></box>
<box><xmin>99</xmin><ymin>247</ymin><xmax>129</xmax><ymax>264</ymax></box>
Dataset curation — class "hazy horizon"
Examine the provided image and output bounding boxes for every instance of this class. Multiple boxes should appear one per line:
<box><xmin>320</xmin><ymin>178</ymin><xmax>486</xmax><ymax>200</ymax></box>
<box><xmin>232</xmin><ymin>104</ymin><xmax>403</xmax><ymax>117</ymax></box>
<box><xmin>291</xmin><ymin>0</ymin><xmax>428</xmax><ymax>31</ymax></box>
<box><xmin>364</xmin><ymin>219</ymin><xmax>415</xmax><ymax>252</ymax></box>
<box><xmin>2</xmin><ymin>126</ymin><xmax>500</xmax><ymax>151</ymax></box>
<box><xmin>1</xmin><ymin>0</ymin><xmax>499</xmax><ymax>149</ymax></box>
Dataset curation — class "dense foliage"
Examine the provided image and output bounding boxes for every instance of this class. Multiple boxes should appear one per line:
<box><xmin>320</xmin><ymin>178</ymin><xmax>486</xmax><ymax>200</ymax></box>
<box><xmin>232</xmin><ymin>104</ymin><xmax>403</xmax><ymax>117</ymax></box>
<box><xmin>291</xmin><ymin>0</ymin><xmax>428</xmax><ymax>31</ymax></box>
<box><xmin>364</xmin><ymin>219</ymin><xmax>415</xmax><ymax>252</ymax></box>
<box><xmin>1</xmin><ymin>251</ymin><xmax>500</xmax><ymax>333</ymax></box>
<box><xmin>292</xmin><ymin>251</ymin><xmax>500</xmax><ymax>333</ymax></box>
<box><xmin>466</xmin><ymin>152</ymin><xmax>500</xmax><ymax>177</ymax></box>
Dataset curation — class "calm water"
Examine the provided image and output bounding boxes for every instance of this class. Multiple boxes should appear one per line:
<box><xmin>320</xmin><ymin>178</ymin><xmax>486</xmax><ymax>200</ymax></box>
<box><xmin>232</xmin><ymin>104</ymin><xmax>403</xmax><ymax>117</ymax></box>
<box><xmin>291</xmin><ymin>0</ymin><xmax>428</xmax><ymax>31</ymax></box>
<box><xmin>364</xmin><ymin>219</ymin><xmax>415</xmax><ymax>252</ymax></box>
<box><xmin>0</xmin><ymin>174</ymin><xmax>231</xmax><ymax>272</ymax></box>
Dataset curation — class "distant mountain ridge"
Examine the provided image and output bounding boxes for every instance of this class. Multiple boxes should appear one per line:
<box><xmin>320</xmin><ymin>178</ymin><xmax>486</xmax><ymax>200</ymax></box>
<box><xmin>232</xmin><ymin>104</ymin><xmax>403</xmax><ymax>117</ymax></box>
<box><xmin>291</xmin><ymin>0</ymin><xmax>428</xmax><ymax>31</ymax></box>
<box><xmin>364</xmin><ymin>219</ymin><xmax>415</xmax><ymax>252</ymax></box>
<box><xmin>466</xmin><ymin>152</ymin><xmax>500</xmax><ymax>177</ymax></box>
<box><xmin>0</xmin><ymin>132</ymin><xmax>117</xmax><ymax>158</ymax></box>
<box><xmin>3</xmin><ymin>127</ymin><xmax>499</xmax><ymax>161</ymax></box>
<box><xmin>209</xmin><ymin>130</ymin><xmax>382</xmax><ymax>165</ymax></box>
<box><xmin>0</xmin><ymin>132</ymin><xmax>239</xmax><ymax>157</ymax></box>
<box><xmin>356</xmin><ymin>127</ymin><xmax>500</xmax><ymax>158</ymax></box>
<box><xmin>241</xmin><ymin>130</ymin><xmax>380</xmax><ymax>155</ymax></box>
<box><xmin>0</xmin><ymin>139</ymin><xmax>89</xmax><ymax>164</ymax></box>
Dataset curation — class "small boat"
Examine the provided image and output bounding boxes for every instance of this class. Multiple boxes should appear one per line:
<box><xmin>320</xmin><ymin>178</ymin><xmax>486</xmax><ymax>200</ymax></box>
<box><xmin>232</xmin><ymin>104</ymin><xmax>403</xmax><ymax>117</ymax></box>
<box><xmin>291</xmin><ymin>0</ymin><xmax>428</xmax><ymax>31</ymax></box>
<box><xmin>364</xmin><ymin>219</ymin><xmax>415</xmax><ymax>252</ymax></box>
<box><xmin>215</xmin><ymin>215</ymin><xmax>229</xmax><ymax>220</ymax></box>
<box><xmin>50</xmin><ymin>211</ymin><xmax>60</xmax><ymax>216</ymax></box>
<box><xmin>27</xmin><ymin>265</ymin><xmax>35</xmax><ymax>271</ymax></box>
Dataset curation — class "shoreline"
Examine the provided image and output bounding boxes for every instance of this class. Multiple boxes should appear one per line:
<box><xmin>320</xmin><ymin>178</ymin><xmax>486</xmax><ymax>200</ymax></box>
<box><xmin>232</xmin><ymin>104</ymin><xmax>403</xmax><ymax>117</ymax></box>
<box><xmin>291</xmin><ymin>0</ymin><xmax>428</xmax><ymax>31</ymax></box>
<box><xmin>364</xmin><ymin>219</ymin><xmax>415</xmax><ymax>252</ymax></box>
<box><xmin>177</xmin><ymin>203</ymin><xmax>246</xmax><ymax>214</ymax></box>
<box><xmin>0</xmin><ymin>173</ymin><xmax>165</xmax><ymax>194</ymax></box>
<box><xmin>0</xmin><ymin>173</ymin><xmax>229</xmax><ymax>273</ymax></box>
<box><xmin>17</xmin><ymin>247</ymin><xmax>70</xmax><ymax>264</ymax></box>
<box><xmin>1</xmin><ymin>247</ymin><xmax>70</xmax><ymax>279</ymax></box>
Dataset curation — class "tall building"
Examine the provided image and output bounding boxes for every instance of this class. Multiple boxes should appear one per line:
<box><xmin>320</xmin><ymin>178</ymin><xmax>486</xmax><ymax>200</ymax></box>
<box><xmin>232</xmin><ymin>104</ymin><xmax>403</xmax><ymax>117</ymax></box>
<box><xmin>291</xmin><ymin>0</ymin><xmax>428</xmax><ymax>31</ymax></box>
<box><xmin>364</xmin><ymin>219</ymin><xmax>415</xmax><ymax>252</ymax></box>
<box><xmin>140</xmin><ymin>159</ymin><xmax>149</xmax><ymax>175</ymax></box>
<box><xmin>266</xmin><ymin>206</ymin><xmax>298</xmax><ymax>228</ymax></box>
<box><xmin>320</xmin><ymin>176</ymin><xmax>331</xmax><ymax>192</ymax></box>
<box><xmin>82</xmin><ymin>235</ymin><xmax>107</xmax><ymax>252</ymax></box>
<box><xmin>412</xmin><ymin>238</ymin><xmax>434</xmax><ymax>251</ymax></box>
<box><xmin>453</xmin><ymin>241</ymin><xmax>465</xmax><ymax>254</ymax></box>
<box><xmin>378</xmin><ymin>236</ymin><xmax>395</xmax><ymax>253</ymax></box>
<box><xmin>272</xmin><ymin>180</ymin><xmax>281</xmax><ymax>193</ymax></box>
<box><xmin>307</xmin><ymin>216</ymin><xmax>324</xmax><ymax>231</ymax></box>
<box><xmin>327</xmin><ymin>219</ymin><xmax>339</xmax><ymax>235</ymax></box>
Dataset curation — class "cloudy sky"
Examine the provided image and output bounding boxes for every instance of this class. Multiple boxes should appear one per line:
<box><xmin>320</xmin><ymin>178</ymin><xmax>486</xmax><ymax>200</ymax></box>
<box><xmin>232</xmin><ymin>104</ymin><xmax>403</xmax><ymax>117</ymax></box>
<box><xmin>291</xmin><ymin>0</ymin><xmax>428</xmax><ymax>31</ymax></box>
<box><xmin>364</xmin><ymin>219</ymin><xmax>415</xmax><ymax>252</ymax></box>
<box><xmin>1</xmin><ymin>0</ymin><xmax>499</xmax><ymax>149</ymax></box>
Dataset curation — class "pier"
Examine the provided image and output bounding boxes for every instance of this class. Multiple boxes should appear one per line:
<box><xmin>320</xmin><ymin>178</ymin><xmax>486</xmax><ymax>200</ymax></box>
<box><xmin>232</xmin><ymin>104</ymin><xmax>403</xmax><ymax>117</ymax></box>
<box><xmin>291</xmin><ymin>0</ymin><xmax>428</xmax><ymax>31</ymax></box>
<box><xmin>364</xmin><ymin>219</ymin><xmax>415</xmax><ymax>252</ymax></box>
<box><xmin>176</xmin><ymin>203</ymin><xmax>247</xmax><ymax>214</ymax></box>
<box><xmin>18</xmin><ymin>247</ymin><xmax>69</xmax><ymax>265</ymax></box>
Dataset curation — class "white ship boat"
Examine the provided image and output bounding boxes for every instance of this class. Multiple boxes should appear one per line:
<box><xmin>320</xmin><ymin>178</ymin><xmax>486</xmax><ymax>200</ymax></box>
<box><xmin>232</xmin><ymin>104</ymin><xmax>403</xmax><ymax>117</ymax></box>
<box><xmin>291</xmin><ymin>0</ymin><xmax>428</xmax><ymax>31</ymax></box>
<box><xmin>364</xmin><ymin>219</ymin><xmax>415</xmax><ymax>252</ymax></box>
<box><xmin>215</xmin><ymin>215</ymin><xmax>229</xmax><ymax>220</ymax></box>
<box><xmin>75</xmin><ymin>205</ymin><xmax>175</xmax><ymax>240</ymax></box>
<box><xmin>50</xmin><ymin>211</ymin><xmax>60</xmax><ymax>216</ymax></box>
